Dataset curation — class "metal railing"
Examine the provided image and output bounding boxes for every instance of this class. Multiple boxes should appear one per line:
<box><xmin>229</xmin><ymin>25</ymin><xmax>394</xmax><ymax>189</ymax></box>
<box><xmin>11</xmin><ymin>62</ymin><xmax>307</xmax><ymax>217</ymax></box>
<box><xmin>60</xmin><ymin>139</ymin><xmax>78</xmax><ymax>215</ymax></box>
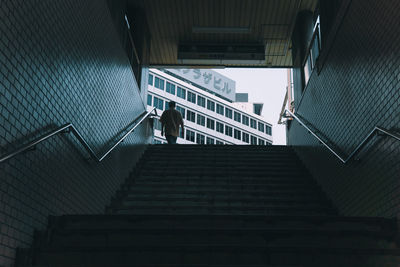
<box><xmin>0</xmin><ymin>107</ymin><xmax>157</xmax><ymax>163</ymax></box>
<box><xmin>284</xmin><ymin>109</ymin><xmax>400</xmax><ymax>164</ymax></box>
<box><xmin>302</xmin><ymin>22</ymin><xmax>321</xmax><ymax>87</ymax></box>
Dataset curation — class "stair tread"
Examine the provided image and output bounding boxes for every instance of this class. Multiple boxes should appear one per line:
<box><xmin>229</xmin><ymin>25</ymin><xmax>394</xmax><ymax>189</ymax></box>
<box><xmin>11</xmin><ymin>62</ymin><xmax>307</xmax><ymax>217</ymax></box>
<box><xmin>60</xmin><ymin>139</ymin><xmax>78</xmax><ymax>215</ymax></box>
<box><xmin>37</xmin><ymin>245</ymin><xmax>400</xmax><ymax>254</ymax></box>
<box><xmin>24</xmin><ymin>145</ymin><xmax>400</xmax><ymax>267</ymax></box>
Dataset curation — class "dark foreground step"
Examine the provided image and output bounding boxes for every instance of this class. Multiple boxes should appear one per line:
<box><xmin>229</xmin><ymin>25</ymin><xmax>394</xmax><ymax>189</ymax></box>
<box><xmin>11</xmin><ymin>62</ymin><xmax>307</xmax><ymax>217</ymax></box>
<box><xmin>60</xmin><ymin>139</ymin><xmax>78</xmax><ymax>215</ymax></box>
<box><xmin>122</xmin><ymin>182</ymin><xmax>324</xmax><ymax>192</ymax></box>
<box><xmin>134</xmin><ymin>175</ymin><xmax>317</xmax><ymax>183</ymax></box>
<box><xmin>25</xmin><ymin>245</ymin><xmax>400</xmax><ymax>267</ymax></box>
<box><xmin>117</xmin><ymin>195</ymin><xmax>332</xmax><ymax>206</ymax></box>
<box><xmin>137</xmin><ymin>169</ymin><xmax>310</xmax><ymax>178</ymax></box>
<box><xmin>118</xmin><ymin>188</ymin><xmax>327</xmax><ymax>200</ymax></box>
<box><xmin>117</xmin><ymin>199</ymin><xmax>330</xmax><ymax>210</ymax></box>
<box><xmin>48</xmin><ymin>215</ymin><xmax>397</xmax><ymax>232</ymax></box>
<box><xmin>111</xmin><ymin>204</ymin><xmax>336</xmax><ymax>216</ymax></box>
<box><xmin>141</xmin><ymin>159</ymin><xmax>306</xmax><ymax>166</ymax></box>
<box><xmin>132</xmin><ymin>177</ymin><xmax>318</xmax><ymax>186</ymax></box>
<box><xmin>42</xmin><ymin>227</ymin><xmax>396</xmax><ymax>250</ymax></box>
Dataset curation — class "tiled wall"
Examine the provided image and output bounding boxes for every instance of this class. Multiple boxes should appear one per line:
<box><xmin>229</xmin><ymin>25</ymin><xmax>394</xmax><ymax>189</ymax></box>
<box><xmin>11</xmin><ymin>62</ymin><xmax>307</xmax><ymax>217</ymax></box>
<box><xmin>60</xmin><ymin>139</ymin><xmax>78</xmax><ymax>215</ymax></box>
<box><xmin>0</xmin><ymin>0</ymin><xmax>152</xmax><ymax>265</ymax></box>
<box><xmin>288</xmin><ymin>1</ymin><xmax>400</xmax><ymax>218</ymax></box>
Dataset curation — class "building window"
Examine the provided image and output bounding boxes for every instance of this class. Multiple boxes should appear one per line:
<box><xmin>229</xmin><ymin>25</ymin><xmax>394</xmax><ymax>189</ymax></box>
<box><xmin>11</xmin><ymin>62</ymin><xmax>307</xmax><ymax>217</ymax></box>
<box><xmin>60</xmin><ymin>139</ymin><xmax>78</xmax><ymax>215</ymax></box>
<box><xmin>216</xmin><ymin>140</ymin><xmax>224</xmax><ymax>145</ymax></box>
<box><xmin>187</xmin><ymin>110</ymin><xmax>196</xmax><ymax>122</ymax></box>
<box><xmin>250</xmin><ymin>118</ymin><xmax>257</xmax><ymax>129</ymax></box>
<box><xmin>266</xmin><ymin>141</ymin><xmax>272</xmax><ymax>146</ymax></box>
<box><xmin>225</xmin><ymin>125</ymin><xmax>233</xmax><ymax>137</ymax></box>
<box><xmin>206</xmin><ymin>118</ymin><xmax>215</xmax><ymax>130</ymax></box>
<box><xmin>266</xmin><ymin>125</ymin><xmax>272</xmax><ymax>135</ymax></box>
<box><xmin>216</xmin><ymin>104</ymin><xmax>224</xmax><ymax>115</ymax></box>
<box><xmin>187</xmin><ymin>91</ymin><xmax>196</xmax><ymax>103</ymax></box>
<box><xmin>186</xmin><ymin>129</ymin><xmax>195</xmax><ymax>142</ymax></box>
<box><xmin>148</xmin><ymin>74</ymin><xmax>153</xmax><ymax>85</ymax></box>
<box><xmin>242</xmin><ymin>115</ymin><xmax>249</xmax><ymax>126</ymax></box>
<box><xmin>179</xmin><ymin>128</ymin><xmax>184</xmax><ymax>138</ymax></box>
<box><xmin>147</xmin><ymin>94</ymin><xmax>152</xmax><ymax>106</ymax></box>
<box><xmin>234</xmin><ymin>112</ymin><xmax>241</xmax><ymax>123</ymax></box>
<box><xmin>206</xmin><ymin>137</ymin><xmax>215</xmax><ymax>144</ymax></box>
<box><xmin>242</xmin><ymin>132</ymin><xmax>250</xmax><ymax>143</ymax></box>
<box><xmin>153</xmin><ymin>96</ymin><xmax>164</xmax><ymax>110</ymax></box>
<box><xmin>177</xmin><ymin>86</ymin><xmax>186</xmax><ymax>99</ymax></box>
<box><xmin>258</xmin><ymin>122</ymin><xmax>265</xmax><ymax>132</ymax></box>
<box><xmin>225</xmin><ymin>108</ymin><xmax>233</xmax><ymax>119</ymax></box>
<box><xmin>197</xmin><ymin>95</ymin><xmax>206</xmax><ymax>107</ymax></box>
<box><xmin>207</xmin><ymin>100</ymin><xmax>215</xmax><ymax>111</ymax></box>
<box><xmin>153</xmin><ymin>139</ymin><xmax>162</xmax><ymax>144</ymax></box>
<box><xmin>176</xmin><ymin>106</ymin><xmax>185</xmax><ymax>119</ymax></box>
<box><xmin>154</xmin><ymin>120</ymin><xmax>162</xmax><ymax>131</ymax></box>
<box><xmin>258</xmin><ymin>139</ymin><xmax>265</xmax><ymax>146</ymax></box>
<box><xmin>251</xmin><ymin>135</ymin><xmax>257</xmax><ymax>145</ymax></box>
<box><xmin>216</xmin><ymin>122</ymin><xmax>224</xmax><ymax>133</ymax></box>
<box><xmin>166</xmin><ymin>81</ymin><xmax>176</xmax><ymax>95</ymax></box>
<box><xmin>154</xmin><ymin>77</ymin><xmax>164</xmax><ymax>90</ymax></box>
<box><xmin>196</xmin><ymin>133</ymin><xmax>205</xmax><ymax>144</ymax></box>
<box><xmin>197</xmin><ymin>114</ymin><xmax>205</xmax><ymax>126</ymax></box>
<box><xmin>234</xmin><ymin>129</ymin><xmax>241</xmax><ymax>140</ymax></box>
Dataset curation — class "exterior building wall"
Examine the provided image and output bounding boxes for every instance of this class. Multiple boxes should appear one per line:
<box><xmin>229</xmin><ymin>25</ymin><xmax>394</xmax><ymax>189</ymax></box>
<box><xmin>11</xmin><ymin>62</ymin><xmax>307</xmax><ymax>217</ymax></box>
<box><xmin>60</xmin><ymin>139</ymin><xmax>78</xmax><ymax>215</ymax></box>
<box><xmin>288</xmin><ymin>1</ymin><xmax>400</xmax><ymax>218</ymax></box>
<box><xmin>147</xmin><ymin>69</ymin><xmax>273</xmax><ymax>145</ymax></box>
<box><xmin>0</xmin><ymin>0</ymin><xmax>152</xmax><ymax>265</ymax></box>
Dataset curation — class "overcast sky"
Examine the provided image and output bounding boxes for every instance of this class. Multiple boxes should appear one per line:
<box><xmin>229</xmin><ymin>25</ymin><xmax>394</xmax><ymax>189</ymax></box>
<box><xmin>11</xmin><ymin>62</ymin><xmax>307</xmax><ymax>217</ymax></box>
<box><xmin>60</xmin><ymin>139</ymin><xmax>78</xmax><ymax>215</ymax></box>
<box><xmin>214</xmin><ymin>68</ymin><xmax>288</xmax><ymax>145</ymax></box>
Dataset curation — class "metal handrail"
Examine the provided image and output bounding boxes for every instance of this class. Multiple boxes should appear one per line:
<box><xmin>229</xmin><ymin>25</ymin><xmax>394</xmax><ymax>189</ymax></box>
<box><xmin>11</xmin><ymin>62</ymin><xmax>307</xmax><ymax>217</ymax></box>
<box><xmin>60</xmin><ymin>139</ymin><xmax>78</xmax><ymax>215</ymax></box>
<box><xmin>284</xmin><ymin>109</ymin><xmax>400</xmax><ymax>163</ymax></box>
<box><xmin>302</xmin><ymin>23</ymin><xmax>321</xmax><ymax>68</ymax></box>
<box><xmin>0</xmin><ymin>107</ymin><xmax>157</xmax><ymax>163</ymax></box>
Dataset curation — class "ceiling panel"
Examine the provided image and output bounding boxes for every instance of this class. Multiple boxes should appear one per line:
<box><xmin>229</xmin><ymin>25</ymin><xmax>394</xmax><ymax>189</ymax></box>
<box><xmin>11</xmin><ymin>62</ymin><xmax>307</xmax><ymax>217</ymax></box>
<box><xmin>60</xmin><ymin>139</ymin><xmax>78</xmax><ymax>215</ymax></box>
<box><xmin>129</xmin><ymin>0</ymin><xmax>318</xmax><ymax>68</ymax></box>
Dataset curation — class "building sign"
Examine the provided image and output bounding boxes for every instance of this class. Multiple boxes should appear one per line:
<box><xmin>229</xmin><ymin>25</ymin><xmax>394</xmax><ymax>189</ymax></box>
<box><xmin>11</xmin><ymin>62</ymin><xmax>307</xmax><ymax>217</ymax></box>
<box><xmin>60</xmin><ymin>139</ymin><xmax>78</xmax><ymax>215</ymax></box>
<box><xmin>167</xmin><ymin>69</ymin><xmax>236</xmax><ymax>102</ymax></box>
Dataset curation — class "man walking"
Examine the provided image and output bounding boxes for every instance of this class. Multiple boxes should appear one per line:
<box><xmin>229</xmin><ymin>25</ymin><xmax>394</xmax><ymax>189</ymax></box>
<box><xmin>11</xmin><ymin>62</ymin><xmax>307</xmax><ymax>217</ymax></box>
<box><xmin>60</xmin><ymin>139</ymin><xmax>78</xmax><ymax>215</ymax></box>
<box><xmin>159</xmin><ymin>101</ymin><xmax>184</xmax><ymax>144</ymax></box>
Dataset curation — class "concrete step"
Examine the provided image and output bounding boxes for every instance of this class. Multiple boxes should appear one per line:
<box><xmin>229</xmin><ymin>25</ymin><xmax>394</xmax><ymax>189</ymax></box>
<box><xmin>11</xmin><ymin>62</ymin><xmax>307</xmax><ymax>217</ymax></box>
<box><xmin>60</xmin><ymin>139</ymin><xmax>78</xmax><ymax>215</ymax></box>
<box><xmin>135</xmin><ymin>173</ymin><xmax>311</xmax><ymax>180</ymax></box>
<box><xmin>138</xmin><ymin>169</ymin><xmax>310</xmax><ymax>176</ymax></box>
<box><xmin>117</xmin><ymin>200</ymin><xmax>330</xmax><ymax>211</ymax></box>
<box><xmin>44</xmin><ymin>227</ymin><xmax>396</xmax><ymax>249</ymax></box>
<box><xmin>118</xmin><ymin>196</ymin><xmax>330</xmax><ymax>208</ymax></box>
<box><xmin>120</xmin><ymin>188</ymin><xmax>326</xmax><ymax>199</ymax></box>
<box><xmin>141</xmin><ymin>159</ymin><xmax>304</xmax><ymax>165</ymax></box>
<box><xmin>139</xmin><ymin>165</ymin><xmax>308</xmax><ymax>172</ymax></box>
<box><xmin>118</xmin><ymin>195</ymin><xmax>331</xmax><ymax>205</ymax></box>
<box><xmin>123</xmin><ymin>183</ymin><xmax>324</xmax><ymax>193</ymax></box>
<box><xmin>32</xmin><ymin>245</ymin><xmax>400</xmax><ymax>266</ymax></box>
<box><xmin>140</xmin><ymin>155</ymin><xmax>301</xmax><ymax>162</ymax></box>
<box><xmin>111</xmin><ymin>204</ymin><xmax>336</xmax><ymax>216</ymax></box>
<box><xmin>133</xmin><ymin>177</ymin><xmax>317</xmax><ymax>186</ymax></box>
<box><xmin>145</xmin><ymin>145</ymin><xmax>292</xmax><ymax>152</ymax></box>
<box><xmin>48</xmin><ymin>215</ymin><xmax>396</xmax><ymax>232</ymax></box>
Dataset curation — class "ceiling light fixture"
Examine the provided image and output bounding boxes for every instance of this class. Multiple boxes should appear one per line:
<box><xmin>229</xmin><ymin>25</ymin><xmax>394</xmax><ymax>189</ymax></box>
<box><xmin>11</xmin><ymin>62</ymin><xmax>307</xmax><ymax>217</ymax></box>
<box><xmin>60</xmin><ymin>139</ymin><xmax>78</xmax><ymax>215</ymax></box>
<box><xmin>192</xmin><ymin>26</ymin><xmax>252</xmax><ymax>34</ymax></box>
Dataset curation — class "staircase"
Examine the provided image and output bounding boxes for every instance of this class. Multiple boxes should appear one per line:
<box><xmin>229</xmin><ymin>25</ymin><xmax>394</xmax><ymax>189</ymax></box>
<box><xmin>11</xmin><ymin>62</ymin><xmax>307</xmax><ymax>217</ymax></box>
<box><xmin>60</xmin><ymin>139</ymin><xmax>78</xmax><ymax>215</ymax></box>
<box><xmin>17</xmin><ymin>145</ymin><xmax>400</xmax><ymax>266</ymax></box>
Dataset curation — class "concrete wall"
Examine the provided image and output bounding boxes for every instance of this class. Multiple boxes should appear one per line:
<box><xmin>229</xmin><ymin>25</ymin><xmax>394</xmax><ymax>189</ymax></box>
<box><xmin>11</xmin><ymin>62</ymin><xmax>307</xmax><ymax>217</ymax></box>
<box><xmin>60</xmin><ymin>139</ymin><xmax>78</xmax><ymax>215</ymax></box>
<box><xmin>288</xmin><ymin>1</ymin><xmax>400</xmax><ymax>218</ymax></box>
<box><xmin>0</xmin><ymin>0</ymin><xmax>152</xmax><ymax>265</ymax></box>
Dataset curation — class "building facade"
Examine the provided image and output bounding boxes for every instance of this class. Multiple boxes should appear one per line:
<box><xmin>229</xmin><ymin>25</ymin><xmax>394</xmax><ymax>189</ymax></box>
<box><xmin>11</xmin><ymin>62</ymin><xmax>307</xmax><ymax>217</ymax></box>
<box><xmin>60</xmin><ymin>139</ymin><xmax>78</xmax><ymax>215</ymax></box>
<box><xmin>147</xmin><ymin>69</ymin><xmax>273</xmax><ymax>145</ymax></box>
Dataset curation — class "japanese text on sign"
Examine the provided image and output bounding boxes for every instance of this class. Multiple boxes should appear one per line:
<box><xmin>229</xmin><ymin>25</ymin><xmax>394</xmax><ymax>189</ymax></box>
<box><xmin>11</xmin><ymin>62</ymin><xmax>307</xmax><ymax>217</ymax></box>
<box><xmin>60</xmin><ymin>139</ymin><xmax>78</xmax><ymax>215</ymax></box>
<box><xmin>167</xmin><ymin>69</ymin><xmax>236</xmax><ymax>102</ymax></box>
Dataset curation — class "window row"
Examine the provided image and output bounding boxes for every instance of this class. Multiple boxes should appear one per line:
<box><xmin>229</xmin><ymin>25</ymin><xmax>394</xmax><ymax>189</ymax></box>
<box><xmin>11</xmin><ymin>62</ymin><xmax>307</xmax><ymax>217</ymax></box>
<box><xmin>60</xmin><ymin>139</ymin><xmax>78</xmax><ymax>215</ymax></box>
<box><xmin>182</xmin><ymin>129</ymin><xmax>224</xmax><ymax>144</ymax></box>
<box><xmin>153</xmin><ymin>113</ymin><xmax>271</xmax><ymax>146</ymax></box>
<box><xmin>147</xmin><ymin>87</ymin><xmax>272</xmax><ymax>136</ymax></box>
<box><xmin>185</xmin><ymin>129</ymin><xmax>270</xmax><ymax>145</ymax></box>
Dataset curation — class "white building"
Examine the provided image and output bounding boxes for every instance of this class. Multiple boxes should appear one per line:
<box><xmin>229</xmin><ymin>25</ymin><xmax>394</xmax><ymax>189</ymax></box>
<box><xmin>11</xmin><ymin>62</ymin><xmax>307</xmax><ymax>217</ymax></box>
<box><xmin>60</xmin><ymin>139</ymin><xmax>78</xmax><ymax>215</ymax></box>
<box><xmin>147</xmin><ymin>68</ymin><xmax>273</xmax><ymax>145</ymax></box>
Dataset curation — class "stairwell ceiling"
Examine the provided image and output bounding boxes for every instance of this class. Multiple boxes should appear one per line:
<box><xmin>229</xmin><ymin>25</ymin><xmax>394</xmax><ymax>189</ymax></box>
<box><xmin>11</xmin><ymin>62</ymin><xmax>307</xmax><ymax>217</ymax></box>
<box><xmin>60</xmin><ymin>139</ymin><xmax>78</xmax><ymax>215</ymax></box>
<box><xmin>128</xmin><ymin>0</ymin><xmax>318</xmax><ymax>68</ymax></box>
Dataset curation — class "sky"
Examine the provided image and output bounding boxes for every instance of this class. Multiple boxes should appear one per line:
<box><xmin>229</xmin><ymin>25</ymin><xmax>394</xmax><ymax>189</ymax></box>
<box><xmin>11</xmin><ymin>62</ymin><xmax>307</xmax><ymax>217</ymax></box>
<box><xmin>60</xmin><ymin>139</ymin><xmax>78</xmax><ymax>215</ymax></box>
<box><xmin>214</xmin><ymin>68</ymin><xmax>288</xmax><ymax>145</ymax></box>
